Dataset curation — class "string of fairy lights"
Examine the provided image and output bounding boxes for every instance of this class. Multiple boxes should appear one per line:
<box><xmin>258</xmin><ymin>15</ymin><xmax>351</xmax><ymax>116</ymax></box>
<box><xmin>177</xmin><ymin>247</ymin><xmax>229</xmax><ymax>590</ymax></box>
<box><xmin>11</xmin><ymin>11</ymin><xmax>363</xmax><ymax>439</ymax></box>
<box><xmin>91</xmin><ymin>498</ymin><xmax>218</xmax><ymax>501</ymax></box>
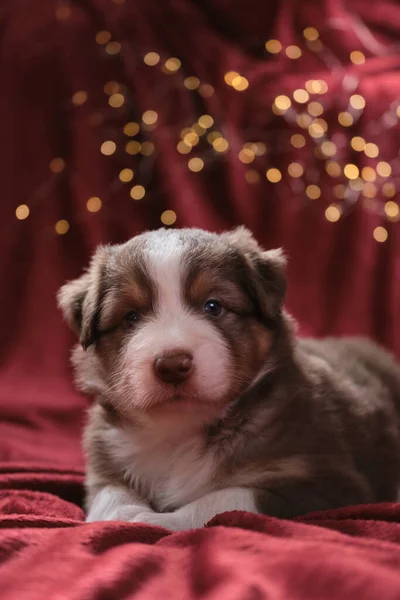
<box><xmin>14</xmin><ymin>8</ymin><xmax>400</xmax><ymax>245</ymax></box>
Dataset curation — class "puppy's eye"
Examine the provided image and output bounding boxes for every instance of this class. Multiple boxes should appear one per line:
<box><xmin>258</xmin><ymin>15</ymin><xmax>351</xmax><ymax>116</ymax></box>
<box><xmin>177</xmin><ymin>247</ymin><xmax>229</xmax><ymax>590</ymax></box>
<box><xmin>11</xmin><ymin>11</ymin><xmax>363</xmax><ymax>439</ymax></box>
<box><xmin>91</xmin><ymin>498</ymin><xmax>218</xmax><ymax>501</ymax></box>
<box><xmin>124</xmin><ymin>311</ymin><xmax>140</xmax><ymax>325</ymax></box>
<box><xmin>203</xmin><ymin>299</ymin><xmax>223</xmax><ymax>317</ymax></box>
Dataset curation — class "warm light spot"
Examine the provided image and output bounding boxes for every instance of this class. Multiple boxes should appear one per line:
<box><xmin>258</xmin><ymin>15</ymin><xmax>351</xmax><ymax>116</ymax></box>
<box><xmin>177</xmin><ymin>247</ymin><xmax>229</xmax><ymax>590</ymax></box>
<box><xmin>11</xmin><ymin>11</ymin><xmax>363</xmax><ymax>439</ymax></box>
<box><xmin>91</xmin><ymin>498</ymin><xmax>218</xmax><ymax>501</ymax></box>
<box><xmin>317</xmin><ymin>80</ymin><xmax>328</xmax><ymax>94</ymax></box>
<box><xmin>254</xmin><ymin>142</ymin><xmax>267</xmax><ymax>155</ymax></box>
<box><xmin>266</xmin><ymin>168</ymin><xmax>282</xmax><ymax>183</ymax></box>
<box><xmin>313</xmin><ymin>118</ymin><xmax>328</xmax><ymax>131</ymax></box>
<box><xmin>376</xmin><ymin>161</ymin><xmax>391</xmax><ymax>177</ymax></box>
<box><xmin>119</xmin><ymin>168</ymin><xmax>134</xmax><ymax>182</ymax></box>
<box><xmin>288</xmin><ymin>162</ymin><xmax>304</xmax><ymax>177</ymax></box>
<box><xmin>165</xmin><ymin>57</ymin><xmax>181</xmax><ymax>72</ymax></box>
<box><xmin>184</xmin><ymin>76</ymin><xmax>200</xmax><ymax>90</ymax></box>
<box><xmin>305</xmin><ymin>80</ymin><xmax>322</xmax><ymax>94</ymax></box>
<box><xmin>383</xmin><ymin>182</ymin><xmax>396</xmax><ymax>198</ymax></box>
<box><xmin>87</xmin><ymin>197</ymin><xmax>102</xmax><ymax>212</ymax></box>
<box><xmin>349</xmin><ymin>94</ymin><xmax>366</xmax><ymax>110</ymax></box>
<box><xmin>15</xmin><ymin>204</ymin><xmax>29</xmax><ymax>220</ymax></box>
<box><xmin>199</xmin><ymin>84</ymin><xmax>215</xmax><ymax>98</ymax></box>
<box><xmin>232</xmin><ymin>76</ymin><xmax>249</xmax><ymax>91</ymax></box>
<box><xmin>325</xmin><ymin>161</ymin><xmax>341</xmax><ymax>177</ymax></box>
<box><xmin>72</xmin><ymin>90</ymin><xmax>87</xmax><ymax>106</ymax></box>
<box><xmin>188</xmin><ymin>157</ymin><xmax>204</xmax><ymax>172</ymax></box>
<box><xmin>349</xmin><ymin>178</ymin><xmax>363</xmax><ymax>192</ymax></box>
<box><xmin>397</xmin><ymin>106</ymin><xmax>400</xmax><ymax>118</ymax></box>
<box><xmin>307</xmin><ymin>39</ymin><xmax>323</xmax><ymax>52</ymax></box>
<box><xmin>141</xmin><ymin>141</ymin><xmax>154</xmax><ymax>156</ymax></box>
<box><xmin>239</xmin><ymin>148</ymin><xmax>255</xmax><ymax>164</ymax></box>
<box><xmin>142</xmin><ymin>110</ymin><xmax>158</xmax><ymax>125</ymax></box>
<box><xmin>50</xmin><ymin>158</ymin><xmax>65</xmax><ymax>173</ymax></box>
<box><xmin>103</xmin><ymin>81</ymin><xmax>120</xmax><ymax>95</ymax></box>
<box><xmin>308</xmin><ymin>122</ymin><xmax>324</xmax><ymax>138</ymax></box>
<box><xmin>385</xmin><ymin>201</ymin><xmax>399</xmax><ymax>219</ymax></box>
<box><xmin>105</xmin><ymin>41</ymin><xmax>121</xmax><ymax>55</ymax></box>
<box><xmin>293</xmin><ymin>89</ymin><xmax>309</xmax><ymax>104</ymax></box>
<box><xmin>344</xmin><ymin>164</ymin><xmax>359</xmax><ymax>179</ymax></box>
<box><xmin>338</xmin><ymin>112</ymin><xmax>353</xmax><ymax>127</ymax></box>
<box><xmin>363</xmin><ymin>183</ymin><xmax>377</xmax><ymax>198</ymax></box>
<box><xmin>144</xmin><ymin>52</ymin><xmax>160</xmax><ymax>66</ymax></box>
<box><xmin>265</xmin><ymin>39</ymin><xmax>282</xmax><ymax>53</ymax></box>
<box><xmin>177</xmin><ymin>141</ymin><xmax>191</xmax><ymax>154</ymax></box>
<box><xmin>321</xmin><ymin>141</ymin><xmax>336</xmax><ymax>157</ymax></box>
<box><xmin>109</xmin><ymin>93</ymin><xmax>124</xmax><ymax>108</ymax></box>
<box><xmin>124</xmin><ymin>122</ymin><xmax>139</xmax><ymax>136</ymax></box>
<box><xmin>161</xmin><ymin>210</ymin><xmax>177</xmax><ymax>225</ymax></box>
<box><xmin>130</xmin><ymin>185</ymin><xmax>146</xmax><ymax>200</ymax></box>
<box><xmin>334</xmin><ymin>184</ymin><xmax>346</xmax><ymax>199</ymax></box>
<box><xmin>125</xmin><ymin>141</ymin><xmax>141</xmax><ymax>155</ymax></box>
<box><xmin>296</xmin><ymin>113</ymin><xmax>312</xmax><ymax>128</ymax></box>
<box><xmin>325</xmin><ymin>205</ymin><xmax>341</xmax><ymax>222</ymax></box>
<box><xmin>96</xmin><ymin>31</ymin><xmax>111</xmax><ymax>45</ymax></box>
<box><xmin>100</xmin><ymin>141</ymin><xmax>116</xmax><ymax>156</ymax></box>
<box><xmin>207</xmin><ymin>131</ymin><xmax>221</xmax><ymax>144</ymax></box>
<box><xmin>303</xmin><ymin>27</ymin><xmax>319</xmax><ymax>41</ymax></box>
<box><xmin>308</xmin><ymin>101</ymin><xmax>323</xmax><ymax>116</ymax></box>
<box><xmin>350</xmin><ymin>51</ymin><xmax>365</xmax><ymax>65</ymax></box>
<box><xmin>291</xmin><ymin>134</ymin><xmax>306</xmax><ymax>148</ymax></box>
<box><xmin>212</xmin><ymin>137</ymin><xmax>229</xmax><ymax>152</ymax></box>
<box><xmin>373</xmin><ymin>226</ymin><xmax>388</xmax><ymax>243</ymax></box>
<box><xmin>351</xmin><ymin>136</ymin><xmax>366</xmax><ymax>151</ymax></box>
<box><xmin>183</xmin><ymin>132</ymin><xmax>199</xmax><ymax>147</ymax></box>
<box><xmin>274</xmin><ymin>95</ymin><xmax>291</xmax><ymax>111</ymax></box>
<box><xmin>306</xmin><ymin>185</ymin><xmax>321</xmax><ymax>199</ymax></box>
<box><xmin>364</xmin><ymin>143</ymin><xmax>379</xmax><ymax>158</ymax></box>
<box><xmin>224</xmin><ymin>71</ymin><xmax>240</xmax><ymax>86</ymax></box>
<box><xmin>361</xmin><ymin>166</ymin><xmax>376</xmax><ymax>182</ymax></box>
<box><xmin>192</xmin><ymin>123</ymin><xmax>206</xmax><ymax>136</ymax></box>
<box><xmin>245</xmin><ymin>170</ymin><xmax>260</xmax><ymax>183</ymax></box>
<box><xmin>198</xmin><ymin>114</ymin><xmax>214</xmax><ymax>129</ymax></box>
<box><xmin>55</xmin><ymin>219</ymin><xmax>69</xmax><ymax>234</ymax></box>
<box><xmin>286</xmin><ymin>45</ymin><xmax>302</xmax><ymax>59</ymax></box>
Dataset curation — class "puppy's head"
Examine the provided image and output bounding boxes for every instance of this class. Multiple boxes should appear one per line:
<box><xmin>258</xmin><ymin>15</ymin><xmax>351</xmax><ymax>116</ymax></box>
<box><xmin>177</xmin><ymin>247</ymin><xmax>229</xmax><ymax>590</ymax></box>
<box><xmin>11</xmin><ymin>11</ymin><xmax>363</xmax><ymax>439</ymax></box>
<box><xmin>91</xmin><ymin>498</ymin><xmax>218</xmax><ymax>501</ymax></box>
<box><xmin>58</xmin><ymin>227</ymin><xmax>289</xmax><ymax>422</ymax></box>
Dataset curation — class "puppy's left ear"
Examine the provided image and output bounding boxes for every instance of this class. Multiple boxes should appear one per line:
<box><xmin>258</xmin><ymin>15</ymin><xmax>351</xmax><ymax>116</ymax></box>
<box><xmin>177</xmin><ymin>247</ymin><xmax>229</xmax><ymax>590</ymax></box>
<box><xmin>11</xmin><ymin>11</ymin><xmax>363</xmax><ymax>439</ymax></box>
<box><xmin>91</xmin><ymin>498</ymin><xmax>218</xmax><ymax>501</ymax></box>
<box><xmin>225</xmin><ymin>227</ymin><xmax>287</xmax><ymax>322</ymax></box>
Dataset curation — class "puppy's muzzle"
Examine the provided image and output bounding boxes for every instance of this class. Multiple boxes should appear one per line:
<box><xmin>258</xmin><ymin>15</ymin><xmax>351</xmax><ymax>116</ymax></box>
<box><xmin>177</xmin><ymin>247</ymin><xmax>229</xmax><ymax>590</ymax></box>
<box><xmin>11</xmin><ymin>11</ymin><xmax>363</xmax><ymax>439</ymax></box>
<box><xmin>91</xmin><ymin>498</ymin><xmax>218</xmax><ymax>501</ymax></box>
<box><xmin>154</xmin><ymin>352</ymin><xmax>193</xmax><ymax>385</ymax></box>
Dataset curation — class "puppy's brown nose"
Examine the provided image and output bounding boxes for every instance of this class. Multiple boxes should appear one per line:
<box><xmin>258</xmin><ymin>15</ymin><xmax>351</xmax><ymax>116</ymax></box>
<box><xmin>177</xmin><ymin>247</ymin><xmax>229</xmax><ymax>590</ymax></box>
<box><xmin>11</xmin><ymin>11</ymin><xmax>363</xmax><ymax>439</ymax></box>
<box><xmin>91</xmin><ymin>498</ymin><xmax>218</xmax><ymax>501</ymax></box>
<box><xmin>154</xmin><ymin>353</ymin><xmax>193</xmax><ymax>385</ymax></box>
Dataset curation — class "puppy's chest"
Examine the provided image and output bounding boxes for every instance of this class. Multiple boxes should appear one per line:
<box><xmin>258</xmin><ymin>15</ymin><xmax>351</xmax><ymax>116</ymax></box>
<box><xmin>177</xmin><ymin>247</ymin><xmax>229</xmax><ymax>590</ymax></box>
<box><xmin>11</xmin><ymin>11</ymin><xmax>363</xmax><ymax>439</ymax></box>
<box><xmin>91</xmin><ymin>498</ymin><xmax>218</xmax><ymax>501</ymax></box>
<box><xmin>106</xmin><ymin>428</ymin><xmax>216</xmax><ymax>511</ymax></box>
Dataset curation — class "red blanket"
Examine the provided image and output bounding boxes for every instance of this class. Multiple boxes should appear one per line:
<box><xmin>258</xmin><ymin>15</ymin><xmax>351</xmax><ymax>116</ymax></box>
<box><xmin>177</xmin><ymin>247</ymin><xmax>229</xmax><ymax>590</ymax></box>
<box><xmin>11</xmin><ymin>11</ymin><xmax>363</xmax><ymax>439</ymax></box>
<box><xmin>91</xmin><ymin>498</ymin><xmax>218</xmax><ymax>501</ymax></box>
<box><xmin>1</xmin><ymin>0</ymin><xmax>400</xmax><ymax>597</ymax></box>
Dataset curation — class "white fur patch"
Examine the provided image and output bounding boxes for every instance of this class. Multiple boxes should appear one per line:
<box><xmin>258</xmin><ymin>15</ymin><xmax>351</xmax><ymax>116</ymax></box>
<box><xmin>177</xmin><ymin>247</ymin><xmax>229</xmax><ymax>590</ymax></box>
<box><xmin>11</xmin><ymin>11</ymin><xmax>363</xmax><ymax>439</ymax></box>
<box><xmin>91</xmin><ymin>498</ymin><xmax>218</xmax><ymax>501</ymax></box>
<box><xmin>86</xmin><ymin>485</ymin><xmax>149</xmax><ymax>522</ymax></box>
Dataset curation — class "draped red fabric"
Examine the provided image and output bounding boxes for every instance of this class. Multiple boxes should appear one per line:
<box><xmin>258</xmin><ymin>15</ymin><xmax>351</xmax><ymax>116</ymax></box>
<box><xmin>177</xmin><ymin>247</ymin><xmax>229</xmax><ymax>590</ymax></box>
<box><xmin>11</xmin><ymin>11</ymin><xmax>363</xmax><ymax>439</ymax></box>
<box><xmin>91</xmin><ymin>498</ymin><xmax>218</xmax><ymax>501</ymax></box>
<box><xmin>0</xmin><ymin>0</ymin><xmax>399</xmax><ymax>597</ymax></box>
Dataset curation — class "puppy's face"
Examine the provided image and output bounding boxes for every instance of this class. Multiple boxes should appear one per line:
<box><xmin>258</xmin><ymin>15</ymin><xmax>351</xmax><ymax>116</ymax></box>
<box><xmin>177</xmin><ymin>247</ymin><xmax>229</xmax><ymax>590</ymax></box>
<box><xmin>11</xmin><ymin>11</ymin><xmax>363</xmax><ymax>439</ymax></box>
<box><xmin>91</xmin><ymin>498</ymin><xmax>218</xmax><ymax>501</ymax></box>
<box><xmin>58</xmin><ymin>227</ymin><xmax>286</xmax><ymax>422</ymax></box>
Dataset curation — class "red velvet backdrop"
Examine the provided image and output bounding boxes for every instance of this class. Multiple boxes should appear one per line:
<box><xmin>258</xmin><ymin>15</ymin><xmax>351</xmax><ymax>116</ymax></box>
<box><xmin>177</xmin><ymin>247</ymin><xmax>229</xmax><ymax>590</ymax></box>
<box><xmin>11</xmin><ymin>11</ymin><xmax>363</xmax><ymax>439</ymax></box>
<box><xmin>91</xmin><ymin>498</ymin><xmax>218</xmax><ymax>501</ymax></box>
<box><xmin>0</xmin><ymin>0</ymin><xmax>400</xmax><ymax>598</ymax></box>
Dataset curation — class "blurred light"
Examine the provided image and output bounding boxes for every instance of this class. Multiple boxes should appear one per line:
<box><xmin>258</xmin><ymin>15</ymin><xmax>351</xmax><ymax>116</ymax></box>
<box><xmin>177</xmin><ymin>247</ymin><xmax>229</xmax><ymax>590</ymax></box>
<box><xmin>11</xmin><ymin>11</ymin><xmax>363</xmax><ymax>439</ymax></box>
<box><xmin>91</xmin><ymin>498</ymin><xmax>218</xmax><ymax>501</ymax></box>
<box><xmin>212</xmin><ymin>137</ymin><xmax>229</xmax><ymax>152</ymax></box>
<box><xmin>266</xmin><ymin>168</ymin><xmax>282</xmax><ymax>183</ymax></box>
<box><xmin>338</xmin><ymin>112</ymin><xmax>353</xmax><ymax>126</ymax></box>
<box><xmin>326</xmin><ymin>161</ymin><xmax>341</xmax><ymax>177</ymax></box>
<box><xmin>50</xmin><ymin>158</ymin><xmax>65</xmax><ymax>173</ymax></box>
<box><xmin>140</xmin><ymin>142</ymin><xmax>154</xmax><ymax>156</ymax></box>
<box><xmin>104</xmin><ymin>81</ymin><xmax>119</xmax><ymax>95</ymax></box>
<box><xmin>350</xmin><ymin>51</ymin><xmax>366</xmax><ymax>65</ymax></box>
<box><xmin>308</xmin><ymin>123</ymin><xmax>324</xmax><ymax>138</ymax></box>
<box><xmin>198</xmin><ymin>114</ymin><xmax>214</xmax><ymax>129</ymax></box>
<box><xmin>245</xmin><ymin>170</ymin><xmax>260</xmax><ymax>183</ymax></box>
<box><xmin>177</xmin><ymin>141</ymin><xmax>191</xmax><ymax>154</ymax></box>
<box><xmin>334</xmin><ymin>184</ymin><xmax>346</xmax><ymax>198</ymax></box>
<box><xmin>303</xmin><ymin>27</ymin><xmax>319</xmax><ymax>41</ymax></box>
<box><xmin>87</xmin><ymin>197</ymin><xmax>102</xmax><ymax>212</ymax></box>
<box><xmin>224</xmin><ymin>71</ymin><xmax>240</xmax><ymax>86</ymax></box>
<box><xmin>265</xmin><ymin>39</ymin><xmax>282</xmax><ymax>53</ymax></box>
<box><xmin>165</xmin><ymin>57</ymin><xmax>181</xmax><ymax>72</ymax></box>
<box><xmin>105</xmin><ymin>41</ymin><xmax>121</xmax><ymax>55</ymax></box>
<box><xmin>101</xmin><ymin>141</ymin><xmax>116</xmax><ymax>155</ymax></box>
<box><xmin>72</xmin><ymin>91</ymin><xmax>87</xmax><ymax>106</ymax></box>
<box><xmin>363</xmin><ymin>183</ymin><xmax>377</xmax><ymax>198</ymax></box>
<box><xmin>96</xmin><ymin>31</ymin><xmax>111</xmax><ymax>45</ymax></box>
<box><xmin>385</xmin><ymin>201</ymin><xmax>399</xmax><ymax>219</ymax></box>
<box><xmin>291</xmin><ymin>134</ymin><xmax>306</xmax><ymax>148</ymax></box>
<box><xmin>55</xmin><ymin>219</ymin><xmax>69</xmax><ymax>234</ymax></box>
<box><xmin>296</xmin><ymin>113</ymin><xmax>312</xmax><ymax>128</ymax></box>
<box><xmin>119</xmin><ymin>168</ymin><xmax>134</xmax><ymax>182</ymax></box>
<box><xmin>142</xmin><ymin>110</ymin><xmax>158</xmax><ymax>125</ymax></box>
<box><xmin>306</xmin><ymin>185</ymin><xmax>321</xmax><ymax>199</ymax></box>
<box><xmin>184</xmin><ymin>76</ymin><xmax>200</xmax><ymax>90</ymax></box>
<box><xmin>349</xmin><ymin>94</ymin><xmax>366</xmax><ymax>110</ymax></box>
<box><xmin>109</xmin><ymin>93</ymin><xmax>124</xmax><ymax>108</ymax></box>
<box><xmin>373</xmin><ymin>226</ymin><xmax>388</xmax><ymax>242</ymax></box>
<box><xmin>274</xmin><ymin>95</ymin><xmax>291</xmax><ymax>111</ymax></box>
<box><xmin>349</xmin><ymin>178</ymin><xmax>363</xmax><ymax>192</ymax></box>
<box><xmin>161</xmin><ymin>210</ymin><xmax>177</xmax><ymax>225</ymax></box>
<box><xmin>286</xmin><ymin>45</ymin><xmax>302</xmax><ymax>59</ymax></box>
<box><xmin>344</xmin><ymin>164</ymin><xmax>359</xmax><ymax>179</ymax></box>
<box><xmin>124</xmin><ymin>122</ymin><xmax>139</xmax><ymax>136</ymax></box>
<box><xmin>308</xmin><ymin>101</ymin><xmax>323</xmax><ymax>116</ymax></box>
<box><xmin>288</xmin><ymin>162</ymin><xmax>304</xmax><ymax>177</ymax></box>
<box><xmin>239</xmin><ymin>148</ymin><xmax>255</xmax><ymax>164</ymax></box>
<box><xmin>198</xmin><ymin>84</ymin><xmax>214</xmax><ymax>97</ymax></box>
<box><xmin>383</xmin><ymin>182</ymin><xmax>396</xmax><ymax>198</ymax></box>
<box><xmin>361</xmin><ymin>166</ymin><xmax>376</xmax><ymax>182</ymax></box>
<box><xmin>364</xmin><ymin>143</ymin><xmax>379</xmax><ymax>158</ymax></box>
<box><xmin>293</xmin><ymin>89</ymin><xmax>309</xmax><ymax>103</ymax></box>
<box><xmin>325</xmin><ymin>205</ymin><xmax>341</xmax><ymax>222</ymax></box>
<box><xmin>125</xmin><ymin>141</ymin><xmax>141</xmax><ymax>154</ymax></box>
<box><xmin>188</xmin><ymin>157</ymin><xmax>204</xmax><ymax>172</ymax></box>
<box><xmin>232</xmin><ymin>76</ymin><xmax>249</xmax><ymax>91</ymax></box>
<box><xmin>184</xmin><ymin>131</ymin><xmax>199</xmax><ymax>147</ymax></box>
<box><xmin>376</xmin><ymin>161</ymin><xmax>392</xmax><ymax>177</ymax></box>
<box><xmin>144</xmin><ymin>52</ymin><xmax>160</xmax><ymax>66</ymax></box>
<box><xmin>16</xmin><ymin>204</ymin><xmax>29</xmax><ymax>220</ymax></box>
<box><xmin>351</xmin><ymin>136</ymin><xmax>365</xmax><ymax>151</ymax></box>
<box><xmin>321</xmin><ymin>141</ymin><xmax>336</xmax><ymax>157</ymax></box>
<box><xmin>130</xmin><ymin>185</ymin><xmax>146</xmax><ymax>200</ymax></box>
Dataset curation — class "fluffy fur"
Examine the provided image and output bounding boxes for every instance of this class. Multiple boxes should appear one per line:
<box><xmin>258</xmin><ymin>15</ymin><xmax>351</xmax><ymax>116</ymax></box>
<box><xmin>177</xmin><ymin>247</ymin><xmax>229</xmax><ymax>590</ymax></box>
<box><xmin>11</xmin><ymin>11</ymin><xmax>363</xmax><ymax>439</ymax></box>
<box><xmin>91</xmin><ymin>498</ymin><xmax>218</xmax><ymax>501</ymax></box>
<box><xmin>58</xmin><ymin>227</ymin><xmax>400</xmax><ymax>531</ymax></box>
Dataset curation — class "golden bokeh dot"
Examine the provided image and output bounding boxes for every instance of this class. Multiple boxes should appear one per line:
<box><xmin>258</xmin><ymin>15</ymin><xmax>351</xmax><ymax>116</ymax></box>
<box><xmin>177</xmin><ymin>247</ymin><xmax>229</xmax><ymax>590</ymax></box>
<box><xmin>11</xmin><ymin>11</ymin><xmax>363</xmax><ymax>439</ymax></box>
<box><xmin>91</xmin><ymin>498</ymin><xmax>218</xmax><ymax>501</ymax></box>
<box><xmin>265</xmin><ymin>39</ymin><xmax>282</xmax><ymax>53</ymax></box>
<box><xmin>296</xmin><ymin>113</ymin><xmax>312</xmax><ymax>129</ymax></box>
<box><xmin>212</xmin><ymin>137</ymin><xmax>229</xmax><ymax>152</ymax></box>
<box><xmin>308</xmin><ymin>101</ymin><xmax>323</xmax><ymax>116</ymax></box>
<box><xmin>232</xmin><ymin>76</ymin><xmax>249</xmax><ymax>91</ymax></box>
<box><xmin>286</xmin><ymin>45</ymin><xmax>302</xmax><ymax>59</ymax></box>
<box><xmin>306</xmin><ymin>184</ymin><xmax>321</xmax><ymax>199</ymax></box>
<box><xmin>100</xmin><ymin>141</ymin><xmax>116</xmax><ymax>156</ymax></box>
<box><xmin>288</xmin><ymin>162</ymin><xmax>304</xmax><ymax>177</ymax></box>
<box><xmin>338</xmin><ymin>112</ymin><xmax>354</xmax><ymax>127</ymax></box>
<box><xmin>350</xmin><ymin>51</ymin><xmax>366</xmax><ymax>65</ymax></box>
<box><xmin>119</xmin><ymin>168</ymin><xmax>134</xmax><ymax>182</ymax></box>
<box><xmin>266</xmin><ymin>168</ymin><xmax>282</xmax><ymax>183</ymax></box>
<box><xmin>16</xmin><ymin>204</ymin><xmax>30</xmax><ymax>220</ymax></box>
<box><xmin>321</xmin><ymin>141</ymin><xmax>337</xmax><ymax>157</ymax></box>
<box><xmin>349</xmin><ymin>94</ymin><xmax>366</xmax><ymax>110</ymax></box>
<box><xmin>96</xmin><ymin>31</ymin><xmax>111</xmax><ymax>45</ymax></box>
<box><xmin>198</xmin><ymin>84</ymin><xmax>214</xmax><ymax>97</ymax></box>
<box><xmin>307</xmin><ymin>39</ymin><xmax>323</xmax><ymax>52</ymax></box>
<box><xmin>87</xmin><ymin>197</ymin><xmax>102</xmax><ymax>212</ymax></box>
<box><xmin>361</xmin><ymin>166</ymin><xmax>376</xmax><ymax>182</ymax></box>
<box><xmin>124</xmin><ymin>122</ymin><xmax>140</xmax><ymax>136</ymax></box>
<box><xmin>239</xmin><ymin>148</ymin><xmax>255</xmax><ymax>164</ymax></box>
<box><xmin>72</xmin><ymin>90</ymin><xmax>87</xmax><ymax>106</ymax></box>
<box><xmin>364</xmin><ymin>143</ymin><xmax>379</xmax><ymax>158</ymax></box>
<box><xmin>182</xmin><ymin>132</ymin><xmax>198</xmax><ymax>148</ymax></box>
<box><xmin>198</xmin><ymin>114</ymin><xmax>214</xmax><ymax>129</ymax></box>
<box><xmin>349</xmin><ymin>178</ymin><xmax>363</xmax><ymax>192</ymax></box>
<box><xmin>326</xmin><ymin>161</ymin><xmax>342</xmax><ymax>177</ymax></box>
<box><xmin>325</xmin><ymin>204</ymin><xmax>341</xmax><ymax>222</ymax></box>
<box><xmin>344</xmin><ymin>163</ymin><xmax>359</xmax><ymax>179</ymax></box>
<box><xmin>207</xmin><ymin>131</ymin><xmax>221</xmax><ymax>144</ymax></box>
<box><xmin>303</xmin><ymin>27</ymin><xmax>319</xmax><ymax>41</ymax></box>
<box><xmin>177</xmin><ymin>141</ymin><xmax>192</xmax><ymax>154</ymax></box>
<box><xmin>144</xmin><ymin>52</ymin><xmax>160</xmax><ymax>66</ymax></box>
<box><xmin>161</xmin><ymin>210</ymin><xmax>177</xmax><ymax>226</ymax></box>
<box><xmin>274</xmin><ymin>95</ymin><xmax>291</xmax><ymax>111</ymax></box>
<box><xmin>105</xmin><ymin>41</ymin><xmax>121</xmax><ymax>55</ymax></box>
<box><xmin>192</xmin><ymin>123</ymin><xmax>206</xmax><ymax>136</ymax></box>
<box><xmin>376</xmin><ymin>161</ymin><xmax>392</xmax><ymax>177</ymax></box>
<box><xmin>293</xmin><ymin>89</ymin><xmax>309</xmax><ymax>104</ymax></box>
<box><xmin>351</xmin><ymin>136</ymin><xmax>366</xmax><ymax>151</ymax></box>
<box><xmin>317</xmin><ymin>80</ymin><xmax>328</xmax><ymax>94</ymax></box>
<box><xmin>373</xmin><ymin>226</ymin><xmax>388</xmax><ymax>243</ymax></box>
<box><xmin>55</xmin><ymin>219</ymin><xmax>69</xmax><ymax>235</ymax></box>
<box><xmin>224</xmin><ymin>71</ymin><xmax>240</xmax><ymax>86</ymax></box>
<box><xmin>109</xmin><ymin>93</ymin><xmax>124</xmax><ymax>108</ymax></box>
<box><xmin>291</xmin><ymin>134</ymin><xmax>306</xmax><ymax>148</ymax></box>
<box><xmin>363</xmin><ymin>183</ymin><xmax>377</xmax><ymax>198</ymax></box>
<box><xmin>254</xmin><ymin>142</ymin><xmax>267</xmax><ymax>155</ymax></box>
<box><xmin>245</xmin><ymin>170</ymin><xmax>260</xmax><ymax>183</ymax></box>
<box><xmin>308</xmin><ymin>123</ymin><xmax>324</xmax><ymax>138</ymax></box>
<box><xmin>382</xmin><ymin>182</ymin><xmax>396</xmax><ymax>198</ymax></box>
<box><xmin>184</xmin><ymin>76</ymin><xmax>200</xmax><ymax>90</ymax></box>
<box><xmin>103</xmin><ymin>81</ymin><xmax>120</xmax><ymax>95</ymax></box>
<box><xmin>142</xmin><ymin>110</ymin><xmax>158</xmax><ymax>125</ymax></box>
<box><xmin>141</xmin><ymin>141</ymin><xmax>155</xmax><ymax>156</ymax></box>
<box><xmin>165</xmin><ymin>57</ymin><xmax>181</xmax><ymax>72</ymax></box>
<box><xmin>50</xmin><ymin>158</ymin><xmax>65</xmax><ymax>173</ymax></box>
<box><xmin>314</xmin><ymin>118</ymin><xmax>328</xmax><ymax>131</ymax></box>
<box><xmin>385</xmin><ymin>201</ymin><xmax>399</xmax><ymax>219</ymax></box>
<box><xmin>125</xmin><ymin>141</ymin><xmax>141</xmax><ymax>155</ymax></box>
<box><xmin>188</xmin><ymin>157</ymin><xmax>204</xmax><ymax>172</ymax></box>
<box><xmin>130</xmin><ymin>185</ymin><xmax>146</xmax><ymax>200</ymax></box>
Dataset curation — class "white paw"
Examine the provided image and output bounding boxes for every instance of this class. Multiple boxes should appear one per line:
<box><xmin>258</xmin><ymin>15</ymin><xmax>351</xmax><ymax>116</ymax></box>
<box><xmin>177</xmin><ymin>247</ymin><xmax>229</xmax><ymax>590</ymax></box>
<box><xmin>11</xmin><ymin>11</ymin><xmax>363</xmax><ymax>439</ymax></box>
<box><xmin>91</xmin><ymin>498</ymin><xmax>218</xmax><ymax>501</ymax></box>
<box><xmin>86</xmin><ymin>504</ymin><xmax>149</xmax><ymax>523</ymax></box>
<box><xmin>130</xmin><ymin>511</ymin><xmax>181</xmax><ymax>531</ymax></box>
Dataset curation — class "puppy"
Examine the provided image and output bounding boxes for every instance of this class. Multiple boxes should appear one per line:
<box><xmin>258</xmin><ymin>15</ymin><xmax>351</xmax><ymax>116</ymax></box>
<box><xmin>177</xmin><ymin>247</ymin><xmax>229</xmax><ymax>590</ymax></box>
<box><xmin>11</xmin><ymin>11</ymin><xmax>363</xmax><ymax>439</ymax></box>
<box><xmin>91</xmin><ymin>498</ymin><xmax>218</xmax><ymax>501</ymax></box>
<box><xmin>58</xmin><ymin>227</ymin><xmax>400</xmax><ymax>531</ymax></box>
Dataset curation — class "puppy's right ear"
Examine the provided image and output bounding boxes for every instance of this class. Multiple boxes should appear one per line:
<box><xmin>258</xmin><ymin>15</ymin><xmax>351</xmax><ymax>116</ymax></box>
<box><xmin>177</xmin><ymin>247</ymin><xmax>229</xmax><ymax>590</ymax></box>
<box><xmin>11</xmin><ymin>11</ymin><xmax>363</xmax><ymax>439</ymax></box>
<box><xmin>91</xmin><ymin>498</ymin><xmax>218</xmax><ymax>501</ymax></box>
<box><xmin>57</xmin><ymin>246</ymin><xmax>110</xmax><ymax>349</ymax></box>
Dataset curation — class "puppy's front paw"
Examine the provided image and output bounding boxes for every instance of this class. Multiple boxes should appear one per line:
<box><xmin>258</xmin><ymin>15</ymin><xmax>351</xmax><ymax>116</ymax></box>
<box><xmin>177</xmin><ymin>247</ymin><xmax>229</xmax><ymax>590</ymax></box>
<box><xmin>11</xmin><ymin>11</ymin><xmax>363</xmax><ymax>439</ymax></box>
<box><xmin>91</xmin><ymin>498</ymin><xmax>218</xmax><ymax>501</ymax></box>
<box><xmin>130</xmin><ymin>511</ymin><xmax>181</xmax><ymax>531</ymax></box>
